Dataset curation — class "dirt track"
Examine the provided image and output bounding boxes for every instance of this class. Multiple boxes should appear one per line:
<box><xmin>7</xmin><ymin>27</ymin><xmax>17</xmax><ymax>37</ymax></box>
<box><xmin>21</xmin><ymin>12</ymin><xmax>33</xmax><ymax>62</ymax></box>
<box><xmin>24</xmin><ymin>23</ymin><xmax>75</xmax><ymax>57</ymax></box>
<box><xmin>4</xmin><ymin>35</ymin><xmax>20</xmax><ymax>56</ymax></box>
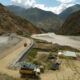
<box><xmin>0</xmin><ymin>36</ymin><xmax>80</xmax><ymax>80</ymax></box>
<box><xmin>0</xmin><ymin>36</ymin><xmax>31</xmax><ymax>78</ymax></box>
<box><xmin>40</xmin><ymin>59</ymin><xmax>80</xmax><ymax>80</ymax></box>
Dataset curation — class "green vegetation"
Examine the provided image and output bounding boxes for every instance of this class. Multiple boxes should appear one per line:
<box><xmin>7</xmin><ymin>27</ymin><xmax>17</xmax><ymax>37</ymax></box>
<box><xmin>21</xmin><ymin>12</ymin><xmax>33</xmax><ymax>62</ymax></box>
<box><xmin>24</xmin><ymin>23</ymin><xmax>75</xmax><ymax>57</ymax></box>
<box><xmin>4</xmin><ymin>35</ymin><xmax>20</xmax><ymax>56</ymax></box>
<box><xmin>28</xmin><ymin>58</ymin><xmax>33</xmax><ymax>62</ymax></box>
<box><xmin>33</xmin><ymin>60</ymin><xmax>42</xmax><ymax>65</ymax></box>
<box><xmin>59</xmin><ymin>4</ymin><xmax>80</xmax><ymax>19</ymax></box>
<box><xmin>23</xmin><ymin>34</ymin><xmax>30</xmax><ymax>37</ymax></box>
<box><xmin>7</xmin><ymin>6</ymin><xmax>63</xmax><ymax>32</ymax></box>
<box><xmin>34</xmin><ymin>41</ymin><xmax>80</xmax><ymax>52</ymax></box>
<box><xmin>26</xmin><ymin>37</ymin><xmax>80</xmax><ymax>71</ymax></box>
<box><xmin>46</xmin><ymin>64</ymin><xmax>52</xmax><ymax>70</ymax></box>
<box><xmin>33</xmin><ymin>38</ymin><xmax>51</xmax><ymax>44</ymax></box>
<box><xmin>28</xmin><ymin>49</ymin><xmax>37</xmax><ymax>58</ymax></box>
<box><xmin>56</xmin><ymin>46</ymin><xmax>80</xmax><ymax>52</ymax></box>
<box><xmin>58</xmin><ymin>9</ymin><xmax>80</xmax><ymax>35</ymax></box>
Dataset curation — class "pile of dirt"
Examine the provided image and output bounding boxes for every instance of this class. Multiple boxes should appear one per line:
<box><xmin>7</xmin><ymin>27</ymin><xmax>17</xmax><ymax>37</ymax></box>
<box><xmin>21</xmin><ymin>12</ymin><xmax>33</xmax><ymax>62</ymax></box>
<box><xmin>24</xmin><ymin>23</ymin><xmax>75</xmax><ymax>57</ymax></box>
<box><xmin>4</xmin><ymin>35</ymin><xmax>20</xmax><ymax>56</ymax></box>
<box><xmin>0</xmin><ymin>36</ymin><xmax>20</xmax><ymax>53</ymax></box>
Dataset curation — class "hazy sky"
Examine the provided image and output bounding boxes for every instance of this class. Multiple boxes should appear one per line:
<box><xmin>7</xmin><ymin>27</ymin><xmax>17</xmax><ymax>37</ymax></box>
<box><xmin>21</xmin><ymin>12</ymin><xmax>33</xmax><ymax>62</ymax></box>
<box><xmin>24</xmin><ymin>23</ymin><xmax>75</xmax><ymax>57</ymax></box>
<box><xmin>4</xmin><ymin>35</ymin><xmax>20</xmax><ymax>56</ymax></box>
<box><xmin>0</xmin><ymin>0</ymin><xmax>80</xmax><ymax>14</ymax></box>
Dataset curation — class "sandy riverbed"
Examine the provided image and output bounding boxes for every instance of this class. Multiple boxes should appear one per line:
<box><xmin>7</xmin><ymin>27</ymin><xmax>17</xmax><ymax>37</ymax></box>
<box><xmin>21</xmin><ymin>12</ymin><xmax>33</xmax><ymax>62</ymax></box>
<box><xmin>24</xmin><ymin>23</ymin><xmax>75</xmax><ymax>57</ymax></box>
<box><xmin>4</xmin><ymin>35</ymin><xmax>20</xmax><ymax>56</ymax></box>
<box><xmin>32</xmin><ymin>33</ymin><xmax>80</xmax><ymax>50</ymax></box>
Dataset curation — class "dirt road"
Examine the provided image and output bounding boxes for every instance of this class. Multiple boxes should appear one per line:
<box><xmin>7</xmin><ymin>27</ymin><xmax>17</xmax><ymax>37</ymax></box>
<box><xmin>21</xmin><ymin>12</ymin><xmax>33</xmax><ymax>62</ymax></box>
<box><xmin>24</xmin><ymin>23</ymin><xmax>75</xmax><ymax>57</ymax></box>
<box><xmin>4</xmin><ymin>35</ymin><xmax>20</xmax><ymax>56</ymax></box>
<box><xmin>40</xmin><ymin>59</ymin><xmax>80</xmax><ymax>80</ymax></box>
<box><xmin>0</xmin><ymin>35</ymin><xmax>80</xmax><ymax>80</ymax></box>
<box><xmin>0</xmin><ymin>37</ymin><xmax>31</xmax><ymax>78</ymax></box>
<box><xmin>32</xmin><ymin>33</ymin><xmax>80</xmax><ymax>50</ymax></box>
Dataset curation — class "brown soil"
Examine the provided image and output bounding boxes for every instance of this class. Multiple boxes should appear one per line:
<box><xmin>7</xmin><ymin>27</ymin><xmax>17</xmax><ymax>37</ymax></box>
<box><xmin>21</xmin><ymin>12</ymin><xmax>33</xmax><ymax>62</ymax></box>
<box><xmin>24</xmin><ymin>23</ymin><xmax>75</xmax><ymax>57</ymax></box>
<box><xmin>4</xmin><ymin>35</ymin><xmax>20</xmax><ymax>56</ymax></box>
<box><xmin>41</xmin><ymin>59</ymin><xmax>80</xmax><ymax>80</ymax></box>
<box><xmin>0</xmin><ymin>36</ymin><xmax>80</xmax><ymax>80</ymax></box>
<box><xmin>0</xmin><ymin>36</ymin><xmax>31</xmax><ymax>78</ymax></box>
<box><xmin>0</xmin><ymin>4</ymin><xmax>40</xmax><ymax>35</ymax></box>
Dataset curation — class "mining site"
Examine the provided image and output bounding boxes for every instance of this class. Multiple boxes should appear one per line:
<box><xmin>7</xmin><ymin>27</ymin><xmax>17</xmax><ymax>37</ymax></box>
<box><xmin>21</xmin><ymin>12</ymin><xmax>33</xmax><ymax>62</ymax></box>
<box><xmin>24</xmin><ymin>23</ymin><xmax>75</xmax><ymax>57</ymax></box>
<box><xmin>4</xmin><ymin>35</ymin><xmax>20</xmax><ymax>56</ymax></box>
<box><xmin>0</xmin><ymin>33</ymin><xmax>80</xmax><ymax>80</ymax></box>
<box><xmin>0</xmin><ymin>2</ymin><xmax>80</xmax><ymax>80</ymax></box>
<box><xmin>0</xmin><ymin>36</ymin><xmax>20</xmax><ymax>53</ymax></box>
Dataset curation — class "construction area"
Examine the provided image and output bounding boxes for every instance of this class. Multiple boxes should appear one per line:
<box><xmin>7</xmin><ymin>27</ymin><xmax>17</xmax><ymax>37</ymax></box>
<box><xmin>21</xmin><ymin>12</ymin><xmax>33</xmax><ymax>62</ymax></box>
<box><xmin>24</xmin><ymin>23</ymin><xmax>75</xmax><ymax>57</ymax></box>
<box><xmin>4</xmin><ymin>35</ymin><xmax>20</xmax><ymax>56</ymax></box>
<box><xmin>0</xmin><ymin>33</ymin><xmax>80</xmax><ymax>80</ymax></box>
<box><xmin>0</xmin><ymin>36</ymin><xmax>20</xmax><ymax>53</ymax></box>
<box><xmin>22</xmin><ymin>37</ymin><xmax>80</xmax><ymax>80</ymax></box>
<box><xmin>0</xmin><ymin>34</ymin><xmax>32</xmax><ymax>78</ymax></box>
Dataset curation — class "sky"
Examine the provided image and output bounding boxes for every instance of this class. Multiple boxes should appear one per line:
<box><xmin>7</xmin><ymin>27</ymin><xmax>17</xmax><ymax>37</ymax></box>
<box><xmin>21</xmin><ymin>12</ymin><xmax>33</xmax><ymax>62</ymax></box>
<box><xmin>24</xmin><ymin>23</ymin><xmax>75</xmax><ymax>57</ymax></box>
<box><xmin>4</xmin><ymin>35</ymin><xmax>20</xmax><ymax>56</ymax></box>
<box><xmin>0</xmin><ymin>0</ymin><xmax>80</xmax><ymax>14</ymax></box>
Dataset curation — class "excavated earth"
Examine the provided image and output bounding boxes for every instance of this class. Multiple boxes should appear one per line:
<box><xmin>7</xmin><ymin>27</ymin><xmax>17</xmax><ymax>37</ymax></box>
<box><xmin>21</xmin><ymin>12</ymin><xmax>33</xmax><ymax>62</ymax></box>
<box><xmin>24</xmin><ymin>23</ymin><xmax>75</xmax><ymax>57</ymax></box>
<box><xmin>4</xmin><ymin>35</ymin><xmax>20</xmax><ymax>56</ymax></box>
<box><xmin>0</xmin><ymin>36</ymin><xmax>20</xmax><ymax>53</ymax></box>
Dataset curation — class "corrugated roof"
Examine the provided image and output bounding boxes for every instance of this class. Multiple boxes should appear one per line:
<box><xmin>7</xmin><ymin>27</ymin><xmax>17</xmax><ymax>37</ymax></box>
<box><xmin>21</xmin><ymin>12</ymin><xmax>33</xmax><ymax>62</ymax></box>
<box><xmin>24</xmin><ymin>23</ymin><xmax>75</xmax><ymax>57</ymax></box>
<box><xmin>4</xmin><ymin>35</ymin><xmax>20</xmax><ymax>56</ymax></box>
<box><xmin>58</xmin><ymin>51</ymin><xmax>77</xmax><ymax>57</ymax></box>
<box><xmin>20</xmin><ymin>62</ymin><xmax>37</xmax><ymax>69</ymax></box>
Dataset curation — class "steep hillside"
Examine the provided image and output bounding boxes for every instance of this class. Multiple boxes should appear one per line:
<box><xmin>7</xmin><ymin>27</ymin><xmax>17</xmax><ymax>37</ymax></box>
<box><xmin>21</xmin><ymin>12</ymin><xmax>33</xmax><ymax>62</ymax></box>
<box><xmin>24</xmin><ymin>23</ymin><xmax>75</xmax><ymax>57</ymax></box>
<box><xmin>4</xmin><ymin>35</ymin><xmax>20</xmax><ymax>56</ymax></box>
<box><xmin>59</xmin><ymin>4</ymin><xmax>80</xmax><ymax>19</ymax></box>
<box><xmin>58</xmin><ymin>10</ymin><xmax>80</xmax><ymax>35</ymax></box>
<box><xmin>0</xmin><ymin>4</ymin><xmax>40</xmax><ymax>35</ymax></box>
<box><xmin>7</xmin><ymin>6</ymin><xmax>63</xmax><ymax>32</ymax></box>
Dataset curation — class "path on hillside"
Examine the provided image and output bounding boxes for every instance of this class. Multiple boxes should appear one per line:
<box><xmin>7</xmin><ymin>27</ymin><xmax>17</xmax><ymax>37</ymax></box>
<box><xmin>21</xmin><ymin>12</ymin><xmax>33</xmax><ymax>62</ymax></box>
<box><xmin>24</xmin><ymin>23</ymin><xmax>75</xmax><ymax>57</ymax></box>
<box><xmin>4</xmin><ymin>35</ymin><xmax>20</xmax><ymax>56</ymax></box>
<box><xmin>32</xmin><ymin>33</ymin><xmax>80</xmax><ymax>50</ymax></box>
<box><xmin>0</xmin><ymin>37</ymin><xmax>31</xmax><ymax>78</ymax></box>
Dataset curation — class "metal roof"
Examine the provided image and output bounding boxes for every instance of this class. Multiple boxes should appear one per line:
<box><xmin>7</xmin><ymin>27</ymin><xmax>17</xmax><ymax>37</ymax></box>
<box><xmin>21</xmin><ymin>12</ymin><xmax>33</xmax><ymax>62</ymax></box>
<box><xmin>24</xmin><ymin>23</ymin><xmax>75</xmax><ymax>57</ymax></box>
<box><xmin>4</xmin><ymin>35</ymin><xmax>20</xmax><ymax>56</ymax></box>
<box><xmin>58</xmin><ymin>51</ymin><xmax>77</xmax><ymax>57</ymax></box>
<box><xmin>20</xmin><ymin>62</ymin><xmax>37</xmax><ymax>69</ymax></box>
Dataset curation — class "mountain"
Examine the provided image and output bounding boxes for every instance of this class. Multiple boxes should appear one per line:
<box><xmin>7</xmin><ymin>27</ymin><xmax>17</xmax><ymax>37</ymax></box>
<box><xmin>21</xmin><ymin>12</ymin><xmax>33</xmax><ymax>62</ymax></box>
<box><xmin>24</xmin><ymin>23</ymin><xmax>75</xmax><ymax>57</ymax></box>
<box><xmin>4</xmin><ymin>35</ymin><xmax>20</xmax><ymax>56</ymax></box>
<box><xmin>0</xmin><ymin>4</ymin><xmax>40</xmax><ymax>35</ymax></box>
<box><xmin>59</xmin><ymin>4</ymin><xmax>80</xmax><ymax>19</ymax></box>
<box><xmin>58</xmin><ymin>10</ymin><xmax>80</xmax><ymax>35</ymax></box>
<box><xmin>7</xmin><ymin>5</ymin><xmax>63</xmax><ymax>32</ymax></box>
<box><xmin>7</xmin><ymin>5</ymin><xmax>26</xmax><ymax>15</ymax></box>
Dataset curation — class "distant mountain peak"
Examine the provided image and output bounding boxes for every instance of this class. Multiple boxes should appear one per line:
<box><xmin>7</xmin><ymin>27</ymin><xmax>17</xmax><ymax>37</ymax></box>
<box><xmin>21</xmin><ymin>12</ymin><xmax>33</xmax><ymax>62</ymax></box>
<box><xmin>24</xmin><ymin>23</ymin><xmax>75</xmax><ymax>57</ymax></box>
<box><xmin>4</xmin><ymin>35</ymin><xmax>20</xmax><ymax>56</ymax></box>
<box><xmin>75</xmin><ymin>4</ymin><xmax>80</xmax><ymax>7</ymax></box>
<box><xmin>59</xmin><ymin>4</ymin><xmax>80</xmax><ymax>19</ymax></box>
<box><xmin>7</xmin><ymin>5</ymin><xmax>63</xmax><ymax>32</ymax></box>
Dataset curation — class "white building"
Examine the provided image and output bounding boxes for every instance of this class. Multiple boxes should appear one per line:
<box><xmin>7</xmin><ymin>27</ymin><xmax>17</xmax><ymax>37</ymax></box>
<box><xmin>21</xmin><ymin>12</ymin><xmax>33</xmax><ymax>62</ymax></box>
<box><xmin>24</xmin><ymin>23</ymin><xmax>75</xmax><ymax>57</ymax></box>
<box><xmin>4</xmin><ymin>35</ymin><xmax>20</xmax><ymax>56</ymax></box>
<box><xmin>58</xmin><ymin>51</ymin><xmax>77</xmax><ymax>58</ymax></box>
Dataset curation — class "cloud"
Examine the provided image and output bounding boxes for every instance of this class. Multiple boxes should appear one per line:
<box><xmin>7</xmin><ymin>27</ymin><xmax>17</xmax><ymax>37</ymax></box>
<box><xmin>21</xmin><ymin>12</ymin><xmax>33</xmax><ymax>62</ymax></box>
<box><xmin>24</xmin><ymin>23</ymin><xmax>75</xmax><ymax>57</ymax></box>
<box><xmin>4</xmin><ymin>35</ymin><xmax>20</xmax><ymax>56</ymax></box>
<box><xmin>55</xmin><ymin>0</ymin><xmax>76</xmax><ymax>13</ymax></box>
<box><xmin>57</xmin><ymin>0</ymin><xmax>75</xmax><ymax>3</ymax></box>
<box><xmin>11</xmin><ymin>0</ymin><xmax>76</xmax><ymax>14</ymax></box>
<box><xmin>12</xmin><ymin>0</ymin><xmax>22</xmax><ymax>4</ymax></box>
<box><xmin>33</xmin><ymin>3</ymin><xmax>75</xmax><ymax>14</ymax></box>
<box><xmin>33</xmin><ymin>3</ymin><xmax>66</xmax><ymax>14</ymax></box>
<box><xmin>11</xmin><ymin>0</ymin><xmax>36</xmax><ymax>8</ymax></box>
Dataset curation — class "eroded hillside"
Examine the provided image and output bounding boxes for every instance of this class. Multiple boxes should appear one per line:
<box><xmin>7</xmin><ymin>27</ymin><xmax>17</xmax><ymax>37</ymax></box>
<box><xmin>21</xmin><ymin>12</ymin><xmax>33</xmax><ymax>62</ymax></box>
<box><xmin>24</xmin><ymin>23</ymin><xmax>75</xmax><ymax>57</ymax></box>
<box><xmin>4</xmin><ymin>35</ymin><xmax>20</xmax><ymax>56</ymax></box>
<box><xmin>0</xmin><ymin>4</ymin><xmax>40</xmax><ymax>35</ymax></box>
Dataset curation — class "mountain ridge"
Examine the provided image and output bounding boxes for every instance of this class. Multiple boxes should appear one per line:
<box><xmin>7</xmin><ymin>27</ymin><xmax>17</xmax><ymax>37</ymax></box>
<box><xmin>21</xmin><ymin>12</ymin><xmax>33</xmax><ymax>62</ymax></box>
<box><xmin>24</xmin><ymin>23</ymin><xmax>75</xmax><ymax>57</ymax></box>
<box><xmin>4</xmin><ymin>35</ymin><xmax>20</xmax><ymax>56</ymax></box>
<box><xmin>58</xmin><ymin>10</ymin><xmax>80</xmax><ymax>35</ymax></box>
<box><xmin>0</xmin><ymin>4</ymin><xmax>40</xmax><ymax>35</ymax></box>
<box><xmin>7</xmin><ymin>5</ymin><xmax>63</xmax><ymax>32</ymax></box>
<box><xmin>59</xmin><ymin>4</ymin><xmax>80</xmax><ymax>19</ymax></box>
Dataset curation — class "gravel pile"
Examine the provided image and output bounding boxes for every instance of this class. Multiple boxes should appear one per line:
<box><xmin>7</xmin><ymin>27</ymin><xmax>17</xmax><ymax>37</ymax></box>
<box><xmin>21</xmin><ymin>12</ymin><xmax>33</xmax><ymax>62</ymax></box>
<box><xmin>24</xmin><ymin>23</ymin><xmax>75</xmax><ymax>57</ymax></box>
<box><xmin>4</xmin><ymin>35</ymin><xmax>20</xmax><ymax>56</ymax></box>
<box><xmin>0</xmin><ymin>36</ymin><xmax>21</xmax><ymax>53</ymax></box>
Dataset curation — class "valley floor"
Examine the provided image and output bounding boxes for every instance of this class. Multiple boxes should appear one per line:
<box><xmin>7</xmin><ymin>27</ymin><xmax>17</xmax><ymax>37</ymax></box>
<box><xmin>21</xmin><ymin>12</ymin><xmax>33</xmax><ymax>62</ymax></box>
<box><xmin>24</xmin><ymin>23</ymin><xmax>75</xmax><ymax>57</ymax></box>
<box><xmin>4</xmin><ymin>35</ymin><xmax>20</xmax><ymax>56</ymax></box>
<box><xmin>41</xmin><ymin>59</ymin><xmax>80</xmax><ymax>80</ymax></box>
<box><xmin>0</xmin><ymin>35</ymin><xmax>80</xmax><ymax>80</ymax></box>
<box><xmin>32</xmin><ymin>33</ymin><xmax>80</xmax><ymax>50</ymax></box>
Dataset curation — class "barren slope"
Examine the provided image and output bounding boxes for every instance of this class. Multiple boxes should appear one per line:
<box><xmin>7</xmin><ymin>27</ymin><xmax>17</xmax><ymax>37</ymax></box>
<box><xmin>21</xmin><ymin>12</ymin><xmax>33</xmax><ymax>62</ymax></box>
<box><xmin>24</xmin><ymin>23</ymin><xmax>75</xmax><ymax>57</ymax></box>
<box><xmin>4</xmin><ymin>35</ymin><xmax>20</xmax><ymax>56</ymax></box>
<box><xmin>0</xmin><ymin>4</ymin><xmax>40</xmax><ymax>35</ymax></box>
